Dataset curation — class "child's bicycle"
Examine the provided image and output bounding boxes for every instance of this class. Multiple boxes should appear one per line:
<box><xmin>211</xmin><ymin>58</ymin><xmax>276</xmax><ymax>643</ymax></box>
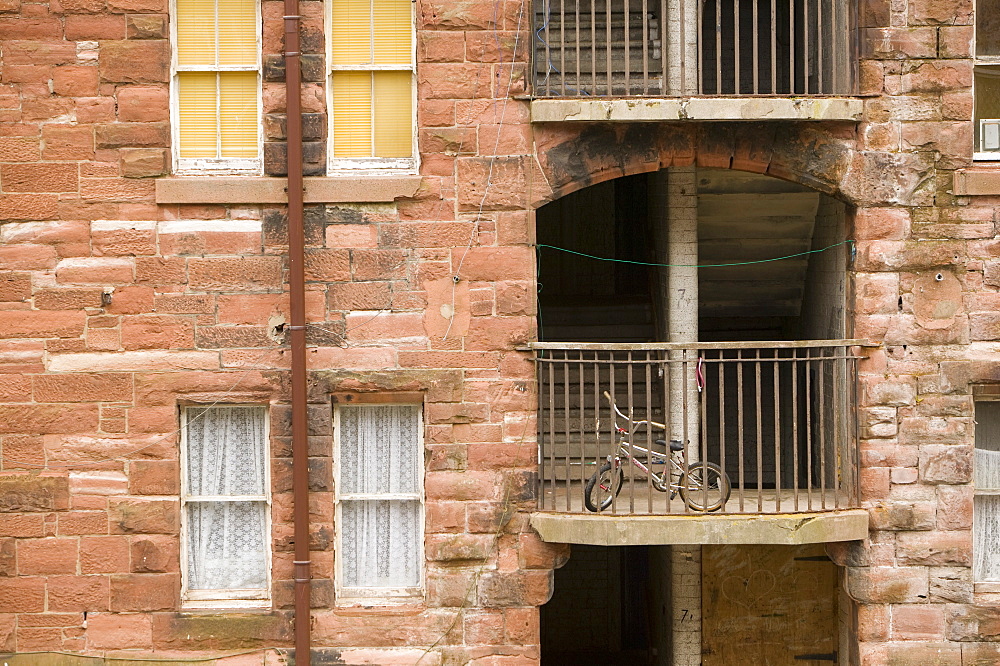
<box><xmin>584</xmin><ymin>391</ymin><xmax>732</xmax><ymax>513</ymax></box>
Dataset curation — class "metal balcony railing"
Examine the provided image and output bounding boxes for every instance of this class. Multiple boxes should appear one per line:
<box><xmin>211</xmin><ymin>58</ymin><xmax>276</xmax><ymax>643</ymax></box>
<box><xmin>533</xmin><ymin>341</ymin><xmax>863</xmax><ymax>516</ymax></box>
<box><xmin>532</xmin><ymin>0</ymin><xmax>855</xmax><ymax>97</ymax></box>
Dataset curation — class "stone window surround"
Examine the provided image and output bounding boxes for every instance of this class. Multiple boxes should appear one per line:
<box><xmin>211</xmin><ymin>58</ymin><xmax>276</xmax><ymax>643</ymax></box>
<box><xmin>953</xmin><ymin>169</ymin><xmax>1000</xmax><ymax>196</ymax></box>
<box><xmin>154</xmin><ymin>175</ymin><xmax>422</xmax><ymax>204</ymax></box>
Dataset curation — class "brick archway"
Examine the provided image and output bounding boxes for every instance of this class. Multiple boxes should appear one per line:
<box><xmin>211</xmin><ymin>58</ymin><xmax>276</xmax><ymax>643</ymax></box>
<box><xmin>531</xmin><ymin>122</ymin><xmax>859</xmax><ymax>207</ymax></box>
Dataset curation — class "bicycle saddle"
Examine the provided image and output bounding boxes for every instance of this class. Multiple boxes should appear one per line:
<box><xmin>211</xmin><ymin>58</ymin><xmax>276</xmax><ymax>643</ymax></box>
<box><xmin>655</xmin><ymin>439</ymin><xmax>685</xmax><ymax>452</ymax></box>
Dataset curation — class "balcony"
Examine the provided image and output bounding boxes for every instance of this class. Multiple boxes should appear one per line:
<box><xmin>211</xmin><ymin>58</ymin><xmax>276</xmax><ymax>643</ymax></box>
<box><xmin>530</xmin><ymin>0</ymin><xmax>862</xmax><ymax>122</ymax></box>
<box><xmin>530</xmin><ymin>340</ymin><xmax>870</xmax><ymax>545</ymax></box>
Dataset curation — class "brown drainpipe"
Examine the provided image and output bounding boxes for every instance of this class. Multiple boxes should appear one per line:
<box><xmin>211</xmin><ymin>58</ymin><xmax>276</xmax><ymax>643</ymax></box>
<box><xmin>283</xmin><ymin>2</ymin><xmax>310</xmax><ymax>664</ymax></box>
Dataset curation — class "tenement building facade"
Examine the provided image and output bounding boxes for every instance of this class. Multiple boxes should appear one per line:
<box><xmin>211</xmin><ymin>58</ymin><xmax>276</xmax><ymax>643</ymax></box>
<box><xmin>2</xmin><ymin>0</ymin><xmax>1000</xmax><ymax>663</ymax></box>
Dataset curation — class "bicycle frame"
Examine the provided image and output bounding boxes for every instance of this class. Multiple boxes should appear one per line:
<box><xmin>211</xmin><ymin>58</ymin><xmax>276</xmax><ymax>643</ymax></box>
<box><xmin>603</xmin><ymin>392</ymin><xmax>686</xmax><ymax>495</ymax></box>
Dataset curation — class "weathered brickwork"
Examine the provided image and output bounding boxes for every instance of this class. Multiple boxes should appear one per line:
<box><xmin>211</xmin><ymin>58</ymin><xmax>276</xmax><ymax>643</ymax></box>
<box><xmin>0</xmin><ymin>0</ymin><xmax>997</xmax><ymax>662</ymax></box>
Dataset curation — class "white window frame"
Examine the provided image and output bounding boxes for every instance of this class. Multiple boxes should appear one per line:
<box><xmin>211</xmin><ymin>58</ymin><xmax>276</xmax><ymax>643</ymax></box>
<box><xmin>325</xmin><ymin>0</ymin><xmax>419</xmax><ymax>173</ymax></box>
<box><xmin>333</xmin><ymin>398</ymin><xmax>425</xmax><ymax>603</ymax></box>
<box><xmin>169</xmin><ymin>0</ymin><xmax>264</xmax><ymax>175</ymax></box>
<box><xmin>974</xmin><ymin>0</ymin><xmax>1000</xmax><ymax>161</ymax></box>
<box><xmin>180</xmin><ymin>404</ymin><xmax>272</xmax><ymax>609</ymax></box>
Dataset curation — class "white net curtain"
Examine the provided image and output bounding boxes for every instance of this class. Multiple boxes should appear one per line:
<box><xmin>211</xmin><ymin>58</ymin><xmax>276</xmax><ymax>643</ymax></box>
<box><xmin>184</xmin><ymin>406</ymin><xmax>269</xmax><ymax>593</ymax></box>
<box><xmin>338</xmin><ymin>404</ymin><xmax>422</xmax><ymax>592</ymax></box>
<box><xmin>975</xmin><ymin>401</ymin><xmax>1000</xmax><ymax>582</ymax></box>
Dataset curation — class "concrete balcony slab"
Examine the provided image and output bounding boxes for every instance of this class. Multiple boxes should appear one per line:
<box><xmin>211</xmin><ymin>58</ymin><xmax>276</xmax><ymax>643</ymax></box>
<box><xmin>530</xmin><ymin>508</ymin><xmax>869</xmax><ymax>546</ymax></box>
<box><xmin>530</xmin><ymin>97</ymin><xmax>864</xmax><ymax>122</ymax></box>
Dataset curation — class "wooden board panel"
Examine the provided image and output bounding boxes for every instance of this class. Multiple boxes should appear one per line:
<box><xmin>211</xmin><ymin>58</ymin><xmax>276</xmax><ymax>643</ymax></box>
<box><xmin>702</xmin><ymin>544</ymin><xmax>838</xmax><ymax>666</ymax></box>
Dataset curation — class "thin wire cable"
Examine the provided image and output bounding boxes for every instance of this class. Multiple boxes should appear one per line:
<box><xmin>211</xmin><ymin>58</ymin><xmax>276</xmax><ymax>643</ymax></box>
<box><xmin>416</xmin><ymin>381</ymin><xmax>533</xmax><ymax>664</ymax></box>
<box><xmin>443</xmin><ymin>0</ymin><xmax>526</xmax><ymax>341</ymax></box>
<box><xmin>535</xmin><ymin>239</ymin><xmax>854</xmax><ymax>268</ymax></box>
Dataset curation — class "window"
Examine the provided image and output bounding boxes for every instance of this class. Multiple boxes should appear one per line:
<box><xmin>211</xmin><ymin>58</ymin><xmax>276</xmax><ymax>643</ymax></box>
<box><xmin>975</xmin><ymin>398</ymin><xmax>1000</xmax><ymax>582</ymax></box>
<box><xmin>328</xmin><ymin>0</ymin><xmax>416</xmax><ymax>171</ymax></box>
<box><xmin>975</xmin><ymin>0</ymin><xmax>1000</xmax><ymax>159</ymax></box>
<box><xmin>172</xmin><ymin>0</ymin><xmax>261</xmax><ymax>174</ymax></box>
<box><xmin>181</xmin><ymin>406</ymin><xmax>270</xmax><ymax>607</ymax></box>
<box><xmin>334</xmin><ymin>402</ymin><xmax>423</xmax><ymax>601</ymax></box>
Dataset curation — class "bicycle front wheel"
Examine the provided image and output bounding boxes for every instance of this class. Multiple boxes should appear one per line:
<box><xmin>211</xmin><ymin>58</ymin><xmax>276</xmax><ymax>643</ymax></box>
<box><xmin>679</xmin><ymin>462</ymin><xmax>730</xmax><ymax>512</ymax></box>
<box><xmin>584</xmin><ymin>462</ymin><xmax>624</xmax><ymax>512</ymax></box>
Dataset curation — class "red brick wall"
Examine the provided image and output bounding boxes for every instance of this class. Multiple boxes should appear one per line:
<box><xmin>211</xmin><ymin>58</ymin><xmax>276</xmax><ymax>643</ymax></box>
<box><xmin>0</xmin><ymin>0</ymin><xmax>999</xmax><ymax>661</ymax></box>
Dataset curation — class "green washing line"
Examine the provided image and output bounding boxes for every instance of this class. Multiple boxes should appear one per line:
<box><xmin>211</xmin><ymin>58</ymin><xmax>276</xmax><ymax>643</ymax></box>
<box><xmin>534</xmin><ymin>239</ymin><xmax>854</xmax><ymax>268</ymax></box>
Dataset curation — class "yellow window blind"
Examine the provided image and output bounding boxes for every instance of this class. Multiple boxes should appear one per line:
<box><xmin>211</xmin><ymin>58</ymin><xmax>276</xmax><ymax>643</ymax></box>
<box><xmin>332</xmin><ymin>72</ymin><xmax>373</xmax><ymax>158</ymax></box>
<box><xmin>177</xmin><ymin>73</ymin><xmax>218</xmax><ymax>158</ymax></box>
<box><xmin>218</xmin><ymin>0</ymin><xmax>257</xmax><ymax>67</ymax></box>
<box><xmin>373</xmin><ymin>0</ymin><xmax>413</xmax><ymax>65</ymax></box>
<box><xmin>331</xmin><ymin>0</ymin><xmax>372</xmax><ymax>66</ymax></box>
<box><xmin>175</xmin><ymin>0</ymin><xmax>259</xmax><ymax>164</ymax></box>
<box><xmin>330</xmin><ymin>0</ymin><xmax>413</xmax><ymax>161</ymax></box>
<box><xmin>219</xmin><ymin>72</ymin><xmax>259</xmax><ymax>158</ymax></box>
<box><xmin>373</xmin><ymin>72</ymin><xmax>412</xmax><ymax>158</ymax></box>
<box><xmin>176</xmin><ymin>0</ymin><xmax>215</xmax><ymax>67</ymax></box>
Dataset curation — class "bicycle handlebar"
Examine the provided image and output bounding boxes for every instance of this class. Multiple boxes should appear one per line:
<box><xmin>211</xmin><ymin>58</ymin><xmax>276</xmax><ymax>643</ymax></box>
<box><xmin>602</xmin><ymin>390</ymin><xmax>666</xmax><ymax>431</ymax></box>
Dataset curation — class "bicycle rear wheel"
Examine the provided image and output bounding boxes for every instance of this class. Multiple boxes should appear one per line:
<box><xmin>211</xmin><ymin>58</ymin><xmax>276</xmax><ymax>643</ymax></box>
<box><xmin>584</xmin><ymin>462</ymin><xmax>624</xmax><ymax>512</ymax></box>
<box><xmin>679</xmin><ymin>462</ymin><xmax>730</xmax><ymax>512</ymax></box>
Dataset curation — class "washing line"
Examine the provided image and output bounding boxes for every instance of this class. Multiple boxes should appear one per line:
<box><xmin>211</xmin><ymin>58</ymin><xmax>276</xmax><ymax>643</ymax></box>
<box><xmin>534</xmin><ymin>239</ymin><xmax>854</xmax><ymax>269</ymax></box>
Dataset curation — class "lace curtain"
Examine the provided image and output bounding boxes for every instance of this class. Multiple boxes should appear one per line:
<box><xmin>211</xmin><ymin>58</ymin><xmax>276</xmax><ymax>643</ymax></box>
<box><xmin>338</xmin><ymin>405</ymin><xmax>421</xmax><ymax>590</ymax></box>
<box><xmin>185</xmin><ymin>406</ymin><xmax>268</xmax><ymax>592</ymax></box>
<box><xmin>975</xmin><ymin>448</ymin><xmax>1000</xmax><ymax>581</ymax></box>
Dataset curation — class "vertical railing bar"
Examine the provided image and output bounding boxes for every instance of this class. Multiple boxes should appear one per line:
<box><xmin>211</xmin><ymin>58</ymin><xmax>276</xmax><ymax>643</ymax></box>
<box><xmin>606</xmin><ymin>0</ymin><xmax>613</xmax><ymax>95</ymax></box>
<box><xmin>537</xmin><ymin>356</ymin><xmax>546</xmax><ymax>508</ymax></box>
<box><xmin>592</xmin><ymin>0</ymin><xmax>598</xmax><ymax>93</ymax></box>
<box><xmin>624</xmin><ymin>0</ymin><xmax>632</xmax><ymax>95</ymax></box>
<box><xmin>546</xmin><ymin>355</ymin><xmax>558</xmax><ymax>508</ymax></box>
<box><xmin>663</xmin><ymin>353</ymin><xmax>673</xmax><ymax>513</ymax></box>
<box><xmin>752</xmin><ymin>0</ymin><xmax>758</xmax><ymax>92</ymax></box>
<box><xmin>819</xmin><ymin>349</ymin><xmax>828</xmax><ymax>510</ymax></box>
<box><xmin>770</xmin><ymin>0</ymin><xmax>776</xmax><ymax>93</ymax></box>
<box><xmin>558</xmin><ymin>0</ymin><xmax>566</xmax><ymax>95</ymax></box>
<box><xmin>578</xmin><ymin>352</ymin><xmax>586</xmax><ymax>511</ymax></box>
<box><xmin>803</xmin><ymin>0</ymin><xmax>809</xmax><ymax>93</ymax></box>
<box><xmin>642</xmin><ymin>0</ymin><xmax>650</xmax><ymax>94</ymax></box>
<box><xmin>609</xmin><ymin>357</ymin><xmax>617</xmax><ymax>513</ymax></box>
<box><xmin>701</xmin><ymin>353</ymin><xmax>709</xmax><ymax>512</ymax></box>
<box><xmin>805</xmin><ymin>347</ymin><xmax>813</xmax><ymax>510</ymax></box>
<box><xmin>792</xmin><ymin>348</ymin><xmax>799</xmax><ymax>511</ymax></box>
<box><xmin>645</xmin><ymin>353</ymin><xmax>654</xmax><ymax>514</ymax></box>
<box><xmin>773</xmin><ymin>352</ymin><xmax>781</xmax><ymax>512</ymax></box>
<box><xmin>562</xmin><ymin>352</ymin><xmax>571</xmax><ymax>511</ymax></box>
<box><xmin>755</xmin><ymin>349</ymin><xmax>763</xmax><ymax>512</ymax></box>
<box><xmin>680</xmin><ymin>0</ymin><xmax>687</xmax><ymax>93</ymax></box>
<box><xmin>715</xmin><ymin>0</ymin><xmax>722</xmax><ymax>93</ymax></box>
<box><xmin>625</xmin><ymin>350</ymin><xmax>636</xmax><ymax>515</ymax></box>
<box><xmin>718</xmin><ymin>353</ymin><xmax>726</xmax><ymax>514</ymax></box>
<box><xmin>851</xmin><ymin>354</ymin><xmax>859</xmax><ymax>506</ymax></box>
<box><xmin>670</xmin><ymin>0</ymin><xmax>677</xmax><ymax>94</ymax></box>
<box><xmin>737</xmin><ymin>349</ymin><xmax>745</xmax><ymax>512</ymax></box>
<box><xmin>788</xmin><ymin>0</ymin><xmax>794</xmax><ymax>93</ymax></box>
<box><xmin>696</xmin><ymin>0</ymin><xmax>703</xmax><ymax>93</ymax></box>
<box><xmin>682</xmin><ymin>352</ymin><xmax>691</xmax><ymax>513</ymax></box>
<box><xmin>575</xmin><ymin>0</ymin><xmax>581</xmax><ymax>97</ymax></box>
<box><xmin>541</xmin><ymin>0</ymin><xmax>551</xmax><ymax>95</ymax></box>
<box><xmin>593</xmin><ymin>354</ymin><xmax>601</xmax><ymax>510</ymax></box>
<box><xmin>734</xmin><ymin>0</ymin><xmax>740</xmax><ymax>94</ymax></box>
<box><xmin>834</xmin><ymin>351</ymin><xmax>845</xmax><ymax>509</ymax></box>
<box><xmin>817</xmin><ymin>0</ymin><xmax>823</xmax><ymax>92</ymax></box>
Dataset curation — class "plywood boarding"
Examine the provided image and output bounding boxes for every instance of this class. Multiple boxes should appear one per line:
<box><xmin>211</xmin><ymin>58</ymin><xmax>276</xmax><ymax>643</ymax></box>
<box><xmin>702</xmin><ymin>544</ymin><xmax>838</xmax><ymax>666</ymax></box>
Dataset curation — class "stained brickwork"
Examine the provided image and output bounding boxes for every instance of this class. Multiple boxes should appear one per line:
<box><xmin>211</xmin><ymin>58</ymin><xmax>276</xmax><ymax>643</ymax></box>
<box><xmin>0</xmin><ymin>0</ymin><xmax>997</xmax><ymax>661</ymax></box>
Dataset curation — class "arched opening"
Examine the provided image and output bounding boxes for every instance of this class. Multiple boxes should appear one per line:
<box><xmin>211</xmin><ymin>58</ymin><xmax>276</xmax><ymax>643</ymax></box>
<box><xmin>535</xmin><ymin>167</ymin><xmax>851</xmax><ymax>666</ymax></box>
<box><xmin>537</xmin><ymin>167</ymin><xmax>849</xmax><ymax>343</ymax></box>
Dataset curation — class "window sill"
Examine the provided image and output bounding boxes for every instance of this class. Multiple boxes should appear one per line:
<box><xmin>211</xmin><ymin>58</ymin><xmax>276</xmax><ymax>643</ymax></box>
<box><xmin>954</xmin><ymin>168</ymin><xmax>1000</xmax><ymax>196</ymax></box>
<box><xmin>155</xmin><ymin>175</ymin><xmax>422</xmax><ymax>204</ymax></box>
<box><xmin>531</xmin><ymin>96</ymin><xmax>864</xmax><ymax>122</ymax></box>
